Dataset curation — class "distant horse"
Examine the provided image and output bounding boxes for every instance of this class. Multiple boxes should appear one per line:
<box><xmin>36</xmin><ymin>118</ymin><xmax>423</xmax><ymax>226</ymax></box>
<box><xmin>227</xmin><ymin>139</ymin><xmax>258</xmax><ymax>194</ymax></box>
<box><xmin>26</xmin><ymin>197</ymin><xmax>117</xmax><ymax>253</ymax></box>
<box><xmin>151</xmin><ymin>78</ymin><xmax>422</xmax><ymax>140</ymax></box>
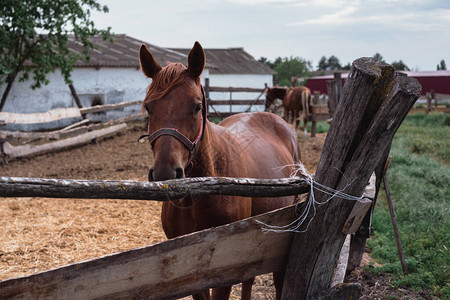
<box><xmin>265</xmin><ymin>86</ymin><xmax>288</xmax><ymax>112</ymax></box>
<box><xmin>139</xmin><ymin>42</ymin><xmax>300</xmax><ymax>300</ymax></box>
<box><xmin>266</xmin><ymin>86</ymin><xmax>312</xmax><ymax>133</ymax></box>
<box><xmin>284</xmin><ymin>86</ymin><xmax>312</xmax><ymax>133</ymax></box>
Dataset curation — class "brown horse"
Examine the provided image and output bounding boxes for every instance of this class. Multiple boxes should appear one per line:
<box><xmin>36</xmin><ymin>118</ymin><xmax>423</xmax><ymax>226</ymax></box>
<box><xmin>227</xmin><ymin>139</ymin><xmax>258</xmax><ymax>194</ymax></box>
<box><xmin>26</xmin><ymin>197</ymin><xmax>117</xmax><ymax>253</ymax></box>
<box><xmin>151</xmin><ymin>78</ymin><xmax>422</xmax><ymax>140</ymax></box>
<box><xmin>139</xmin><ymin>42</ymin><xmax>300</xmax><ymax>300</ymax></box>
<box><xmin>264</xmin><ymin>86</ymin><xmax>287</xmax><ymax>112</ymax></box>
<box><xmin>266</xmin><ymin>86</ymin><xmax>311</xmax><ymax>133</ymax></box>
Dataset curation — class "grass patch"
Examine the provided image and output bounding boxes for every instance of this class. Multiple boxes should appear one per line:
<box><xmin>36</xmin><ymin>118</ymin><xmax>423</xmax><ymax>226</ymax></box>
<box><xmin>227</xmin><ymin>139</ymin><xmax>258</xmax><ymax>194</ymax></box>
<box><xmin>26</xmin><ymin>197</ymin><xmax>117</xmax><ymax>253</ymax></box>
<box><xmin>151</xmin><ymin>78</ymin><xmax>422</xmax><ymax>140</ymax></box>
<box><xmin>367</xmin><ymin>112</ymin><xmax>450</xmax><ymax>298</ymax></box>
<box><xmin>306</xmin><ymin>121</ymin><xmax>330</xmax><ymax>133</ymax></box>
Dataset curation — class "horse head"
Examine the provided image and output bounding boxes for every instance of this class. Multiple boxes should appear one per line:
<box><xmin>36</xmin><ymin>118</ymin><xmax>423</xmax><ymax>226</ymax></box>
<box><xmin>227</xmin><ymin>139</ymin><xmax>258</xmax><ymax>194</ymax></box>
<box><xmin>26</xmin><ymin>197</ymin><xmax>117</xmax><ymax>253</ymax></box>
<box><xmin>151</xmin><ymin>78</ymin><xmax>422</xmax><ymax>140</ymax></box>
<box><xmin>139</xmin><ymin>42</ymin><xmax>206</xmax><ymax>181</ymax></box>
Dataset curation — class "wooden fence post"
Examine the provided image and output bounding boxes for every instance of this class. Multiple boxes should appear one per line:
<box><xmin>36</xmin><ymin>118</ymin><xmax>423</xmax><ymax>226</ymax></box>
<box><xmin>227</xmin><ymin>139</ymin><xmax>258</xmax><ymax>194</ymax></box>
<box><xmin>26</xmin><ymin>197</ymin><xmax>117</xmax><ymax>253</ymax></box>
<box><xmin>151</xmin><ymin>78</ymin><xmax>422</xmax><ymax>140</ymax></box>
<box><xmin>326</xmin><ymin>79</ymin><xmax>336</xmax><ymax>117</ymax></box>
<box><xmin>334</xmin><ymin>72</ymin><xmax>342</xmax><ymax>108</ymax></box>
<box><xmin>281</xmin><ymin>57</ymin><xmax>421</xmax><ymax>299</ymax></box>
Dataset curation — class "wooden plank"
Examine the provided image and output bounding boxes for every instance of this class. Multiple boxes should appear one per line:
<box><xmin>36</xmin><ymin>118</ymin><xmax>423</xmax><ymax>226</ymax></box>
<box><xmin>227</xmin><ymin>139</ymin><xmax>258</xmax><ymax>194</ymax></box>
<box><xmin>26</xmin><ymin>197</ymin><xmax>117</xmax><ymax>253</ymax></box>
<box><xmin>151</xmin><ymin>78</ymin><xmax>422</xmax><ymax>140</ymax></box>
<box><xmin>309</xmin><ymin>114</ymin><xmax>330</xmax><ymax>122</ymax></box>
<box><xmin>208</xmin><ymin>86</ymin><xmax>264</xmax><ymax>93</ymax></box>
<box><xmin>2</xmin><ymin>124</ymin><xmax>127</xmax><ymax>159</ymax></box>
<box><xmin>0</xmin><ymin>205</ymin><xmax>297</xmax><ymax>300</ymax></box>
<box><xmin>311</xmin><ymin>105</ymin><xmax>329</xmax><ymax>114</ymax></box>
<box><xmin>208</xmin><ymin>100</ymin><xmax>265</xmax><ymax>106</ymax></box>
<box><xmin>0</xmin><ymin>176</ymin><xmax>311</xmax><ymax>201</ymax></box>
<box><xmin>330</xmin><ymin>235</ymin><xmax>351</xmax><ymax>287</ymax></box>
<box><xmin>0</xmin><ymin>113</ymin><xmax>145</xmax><ymax>141</ymax></box>
<box><xmin>342</xmin><ymin>173</ymin><xmax>375</xmax><ymax>234</ymax></box>
<box><xmin>0</xmin><ymin>108</ymin><xmax>81</xmax><ymax>124</ymax></box>
<box><xmin>79</xmin><ymin>100</ymin><xmax>142</xmax><ymax>115</ymax></box>
<box><xmin>60</xmin><ymin>119</ymin><xmax>91</xmax><ymax>132</ymax></box>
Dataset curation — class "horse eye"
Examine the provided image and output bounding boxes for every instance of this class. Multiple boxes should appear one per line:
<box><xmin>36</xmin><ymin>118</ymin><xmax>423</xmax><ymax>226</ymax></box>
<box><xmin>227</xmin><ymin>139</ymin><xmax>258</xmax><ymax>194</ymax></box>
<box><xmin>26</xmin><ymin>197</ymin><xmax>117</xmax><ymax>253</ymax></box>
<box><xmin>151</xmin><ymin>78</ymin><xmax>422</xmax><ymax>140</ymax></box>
<box><xmin>195</xmin><ymin>103</ymin><xmax>202</xmax><ymax>114</ymax></box>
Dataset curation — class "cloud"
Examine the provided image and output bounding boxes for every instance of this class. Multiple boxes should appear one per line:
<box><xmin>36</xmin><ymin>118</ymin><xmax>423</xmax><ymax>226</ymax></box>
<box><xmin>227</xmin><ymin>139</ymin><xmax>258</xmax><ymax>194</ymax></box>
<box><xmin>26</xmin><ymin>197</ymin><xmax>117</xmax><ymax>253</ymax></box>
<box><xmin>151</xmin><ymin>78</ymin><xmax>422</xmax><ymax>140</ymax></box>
<box><xmin>228</xmin><ymin>0</ymin><xmax>297</xmax><ymax>5</ymax></box>
<box><xmin>287</xmin><ymin>6</ymin><xmax>357</xmax><ymax>25</ymax></box>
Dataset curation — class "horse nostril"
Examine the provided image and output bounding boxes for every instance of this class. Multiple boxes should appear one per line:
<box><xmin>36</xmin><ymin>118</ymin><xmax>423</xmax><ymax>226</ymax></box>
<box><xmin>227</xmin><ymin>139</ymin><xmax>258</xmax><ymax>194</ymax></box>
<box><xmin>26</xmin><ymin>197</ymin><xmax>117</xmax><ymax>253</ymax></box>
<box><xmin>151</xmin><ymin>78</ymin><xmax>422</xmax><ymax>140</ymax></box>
<box><xmin>148</xmin><ymin>168</ymin><xmax>154</xmax><ymax>181</ymax></box>
<box><xmin>175</xmin><ymin>168</ymin><xmax>184</xmax><ymax>179</ymax></box>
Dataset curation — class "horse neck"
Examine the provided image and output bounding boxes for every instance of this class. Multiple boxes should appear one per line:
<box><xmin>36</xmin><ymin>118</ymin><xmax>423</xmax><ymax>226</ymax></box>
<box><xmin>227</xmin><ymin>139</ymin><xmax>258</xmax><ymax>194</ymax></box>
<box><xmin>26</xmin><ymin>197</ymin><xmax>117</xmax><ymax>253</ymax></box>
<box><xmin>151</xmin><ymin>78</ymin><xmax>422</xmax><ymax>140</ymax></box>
<box><xmin>190</xmin><ymin>121</ymin><xmax>235</xmax><ymax>177</ymax></box>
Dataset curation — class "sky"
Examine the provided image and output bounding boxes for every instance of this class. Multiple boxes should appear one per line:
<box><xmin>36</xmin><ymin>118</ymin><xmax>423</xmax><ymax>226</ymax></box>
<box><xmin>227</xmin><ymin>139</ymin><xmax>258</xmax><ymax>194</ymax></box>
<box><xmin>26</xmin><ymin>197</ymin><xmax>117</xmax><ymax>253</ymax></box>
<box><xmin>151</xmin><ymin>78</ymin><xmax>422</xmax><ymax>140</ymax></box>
<box><xmin>91</xmin><ymin>0</ymin><xmax>450</xmax><ymax>71</ymax></box>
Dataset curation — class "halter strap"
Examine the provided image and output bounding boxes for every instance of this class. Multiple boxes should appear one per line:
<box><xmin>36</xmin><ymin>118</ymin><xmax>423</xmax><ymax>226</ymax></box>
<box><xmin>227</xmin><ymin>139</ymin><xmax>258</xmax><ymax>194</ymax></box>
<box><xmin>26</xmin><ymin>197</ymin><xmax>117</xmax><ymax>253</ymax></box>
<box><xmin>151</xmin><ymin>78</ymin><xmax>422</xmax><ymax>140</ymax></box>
<box><xmin>138</xmin><ymin>85</ymin><xmax>207</xmax><ymax>174</ymax></box>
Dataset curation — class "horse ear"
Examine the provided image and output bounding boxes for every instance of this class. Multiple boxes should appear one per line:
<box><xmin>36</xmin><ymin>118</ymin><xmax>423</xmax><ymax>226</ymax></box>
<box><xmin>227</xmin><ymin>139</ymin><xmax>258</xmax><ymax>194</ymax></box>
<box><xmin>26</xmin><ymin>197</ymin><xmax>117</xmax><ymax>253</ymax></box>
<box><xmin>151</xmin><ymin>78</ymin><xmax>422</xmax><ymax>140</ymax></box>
<box><xmin>139</xmin><ymin>44</ymin><xmax>162</xmax><ymax>78</ymax></box>
<box><xmin>187</xmin><ymin>41</ymin><xmax>205</xmax><ymax>78</ymax></box>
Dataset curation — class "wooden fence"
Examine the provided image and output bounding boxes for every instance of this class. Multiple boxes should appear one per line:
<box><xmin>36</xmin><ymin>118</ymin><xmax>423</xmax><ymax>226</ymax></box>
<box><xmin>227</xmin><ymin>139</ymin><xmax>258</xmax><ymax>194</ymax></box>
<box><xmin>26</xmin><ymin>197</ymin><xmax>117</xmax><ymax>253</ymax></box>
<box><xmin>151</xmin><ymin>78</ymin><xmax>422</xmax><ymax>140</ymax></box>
<box><xmin>0</xmin><ymin>100</ymin><xmax>145</xmax><ymax>164</ymax></box>
<box><xmin>0</xmin><ymin>57</ymin><xmax>421</xmax><ymax>299</ymax></box>
<box><xmin>204</xmin><ymin>78</ymin><xmax>267</xmax><ymax>118</ymax></box>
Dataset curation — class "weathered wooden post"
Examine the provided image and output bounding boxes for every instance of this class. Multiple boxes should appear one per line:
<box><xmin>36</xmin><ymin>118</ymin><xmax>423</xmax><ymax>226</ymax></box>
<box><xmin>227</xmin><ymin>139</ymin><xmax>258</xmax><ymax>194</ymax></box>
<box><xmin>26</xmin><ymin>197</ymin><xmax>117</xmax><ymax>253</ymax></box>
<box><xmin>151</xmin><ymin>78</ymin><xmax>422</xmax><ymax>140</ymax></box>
<box><xmin>333</xmin><ymin>71</ymin><xmax>342</xmax><ymax>108</ymax></box>
<box><xmin>281</xmin><ymin>57</ymin><xmax>421</xmax><ymax>299</ymax></box>
<box><xmin>204</xmin><ymin>78</ymin><xmax>210</xmax><ymax>99</ymax></box>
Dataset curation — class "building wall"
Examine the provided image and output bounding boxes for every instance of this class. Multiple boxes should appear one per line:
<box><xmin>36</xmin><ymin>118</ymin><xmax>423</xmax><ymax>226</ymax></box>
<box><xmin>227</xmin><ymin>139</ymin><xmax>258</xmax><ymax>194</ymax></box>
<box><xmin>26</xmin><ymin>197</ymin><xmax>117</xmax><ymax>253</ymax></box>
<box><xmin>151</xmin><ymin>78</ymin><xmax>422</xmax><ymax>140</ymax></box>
<box><xmin>1</xmin><ymin>67</ymin><xmax>150</xmax><ymax>117</ymax></box>
<box><xmin>1</xmin><ymin>68</ymin><xmax>272</xmax><ymax>117</ymax></box>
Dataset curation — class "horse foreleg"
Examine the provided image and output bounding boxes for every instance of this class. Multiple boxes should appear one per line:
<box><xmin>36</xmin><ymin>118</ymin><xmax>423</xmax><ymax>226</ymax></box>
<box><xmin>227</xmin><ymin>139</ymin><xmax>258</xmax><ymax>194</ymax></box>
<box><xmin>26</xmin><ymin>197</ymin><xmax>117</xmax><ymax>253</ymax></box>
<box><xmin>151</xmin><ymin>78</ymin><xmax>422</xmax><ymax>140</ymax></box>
<box><xmin>273</xmin><ymin>271</ymin><xmax>285</xmax><ymax>300</ymax></box>
<box><xmin>292</xmin><ymin>110</ymin><xmax>299</xmax><ymax>133</ymax></box>
<box><xmin>241</xmin><ymin>278</ymin><xmax>255</xmax><ymax>300</ymax></box>
<box><xmin>193</xmin><ymin>290</ymin><xmax>211</xmax><ymax>300</ymax></box>
<box><xmin>283</xmin><ymin>107</ymin><xmax>289</xmax><ymax>123</ymax></box>
<box><xmin>211</xmin><ymin>286</ymin><xmax>231</xmax><ymax>300</ymax></box>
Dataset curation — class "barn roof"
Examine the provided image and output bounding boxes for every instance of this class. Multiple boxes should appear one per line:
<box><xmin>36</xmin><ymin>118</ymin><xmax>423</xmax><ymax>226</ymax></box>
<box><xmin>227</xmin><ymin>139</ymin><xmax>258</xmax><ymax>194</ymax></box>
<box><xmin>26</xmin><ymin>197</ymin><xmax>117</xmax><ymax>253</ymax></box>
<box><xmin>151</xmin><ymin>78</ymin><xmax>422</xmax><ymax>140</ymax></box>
<box><xmin>307</xmin><ymin>70</ymin><xmax>450</xmax><ymax>95</ymax></box>
<box><xmin>68</xmin><ymin>34</ymin><xmax>189</xmax><ymax>68</ymax></box>
<box><xmin>169</xmin><ymin>47</ymin><xmax>275</xmax><ymax>75</ymax></box>
<box><xmin>68</xmin><ymin>34</ymin><xmax>274</xmax><ymax>75</ymax></box>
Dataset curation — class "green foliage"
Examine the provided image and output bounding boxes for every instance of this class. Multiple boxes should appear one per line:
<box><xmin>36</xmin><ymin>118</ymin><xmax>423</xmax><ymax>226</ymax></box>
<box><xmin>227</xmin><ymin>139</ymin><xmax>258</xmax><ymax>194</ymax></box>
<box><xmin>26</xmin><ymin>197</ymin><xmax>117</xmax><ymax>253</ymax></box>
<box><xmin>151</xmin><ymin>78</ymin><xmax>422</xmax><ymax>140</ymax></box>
<box><xmin>260</xmin><ymin>56</ymin><xmax>312</xmax><ymax>87</ymax></box>
<box><xmin>367</xmin><ymin>113</ymin><xmax>450</xmax><ymax>298</ymax></box>
<box><xmin>317</xmin><ymin>55</ymin><xmax>342</xmax><ymax>71</ymax></box>
<box><xmin>391</xmin><ymin>60</ymin><xmax>410</xmax><ymax>71</ymax></box>
<box><xmin>437</xmin><ymin>59</ymin><xmax>447</xmax><ymax>70</ymax></box>
<box><xmin>373</xmin><ymin>52</ymin><xmax>385</xmax><ymax>62</ymax></box>
<box><xmin>0</xmin><ymin>0</ymin><xmax>111</xmax><ymax>110</ymax></box>
<box><xmin>306</xmin><ymin>121</ymin><xmax>329</xmax><ymax>134</ymax></box>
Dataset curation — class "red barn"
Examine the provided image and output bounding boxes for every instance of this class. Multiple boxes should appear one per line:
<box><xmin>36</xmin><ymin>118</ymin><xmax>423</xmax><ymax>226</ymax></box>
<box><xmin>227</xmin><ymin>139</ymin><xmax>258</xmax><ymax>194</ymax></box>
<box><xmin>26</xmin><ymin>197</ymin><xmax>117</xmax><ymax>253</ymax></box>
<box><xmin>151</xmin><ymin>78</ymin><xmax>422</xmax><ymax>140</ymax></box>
<box><xmin>306</xmin><ymin>70</ymin><xmax>450</xmax><ymax>95</ymax></box>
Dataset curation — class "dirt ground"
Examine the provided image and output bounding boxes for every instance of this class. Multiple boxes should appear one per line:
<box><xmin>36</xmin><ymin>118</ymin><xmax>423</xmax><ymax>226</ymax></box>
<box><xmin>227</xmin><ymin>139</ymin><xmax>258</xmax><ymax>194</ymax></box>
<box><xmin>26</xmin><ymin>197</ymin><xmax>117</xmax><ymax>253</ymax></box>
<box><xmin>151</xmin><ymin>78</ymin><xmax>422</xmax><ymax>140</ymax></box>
<box><xmin>0</xmin><ymin>123</ymin><xmax>427</xmax><ymax>299</ymax></box>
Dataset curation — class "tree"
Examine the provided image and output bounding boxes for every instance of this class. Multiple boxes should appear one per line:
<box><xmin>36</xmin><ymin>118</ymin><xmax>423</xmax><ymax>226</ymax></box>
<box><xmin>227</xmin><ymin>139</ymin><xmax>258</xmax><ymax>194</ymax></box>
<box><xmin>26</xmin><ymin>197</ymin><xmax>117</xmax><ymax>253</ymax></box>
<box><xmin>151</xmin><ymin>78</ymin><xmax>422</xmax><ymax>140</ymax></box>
<box><xmin>437</xmin><ymin>59</ymin><xmax>447</xmax><ymax>70</ymax></box>
<box><xmin>317</xmin><ymin>55</ymin><xmax>343</xmax><ymax>71</ymax></box>
<box><xmin>372</xmin><ymin>53</ymin><xmax>384</xmax><ymax>62</ymax></box>
<box><xmin>317</xmin><ymin>56</ymin><xmax>328</xmax><ymax>70</ymax></box>
<box><xmin>271</xmin><ymin>56</ymin><xmax>312</xmax><ymax>87</ymax></box>
<box><xmin>0</xmin><ymin>0</ymin><xmax>111</xmax><ymax>111</ymax></box>
<box><xmin>391</xmin><ymin>60</ymin><xmax>410</xmax><ymax>71</ymax></box>
<box><xmin>327</xmin><ymin>55</ymin><xmax>342</xmax><ymax>70</ymax></box>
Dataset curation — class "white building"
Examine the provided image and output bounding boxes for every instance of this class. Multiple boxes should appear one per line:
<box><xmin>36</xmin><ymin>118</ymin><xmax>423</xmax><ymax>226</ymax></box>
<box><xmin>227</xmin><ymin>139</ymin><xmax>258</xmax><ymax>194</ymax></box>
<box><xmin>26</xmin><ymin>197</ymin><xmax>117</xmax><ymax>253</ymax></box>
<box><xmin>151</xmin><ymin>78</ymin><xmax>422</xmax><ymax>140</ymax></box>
<box><xmin>1</xmin><ymin>35</ymin><xmax>274</xmax><ymax>127</ymax></box>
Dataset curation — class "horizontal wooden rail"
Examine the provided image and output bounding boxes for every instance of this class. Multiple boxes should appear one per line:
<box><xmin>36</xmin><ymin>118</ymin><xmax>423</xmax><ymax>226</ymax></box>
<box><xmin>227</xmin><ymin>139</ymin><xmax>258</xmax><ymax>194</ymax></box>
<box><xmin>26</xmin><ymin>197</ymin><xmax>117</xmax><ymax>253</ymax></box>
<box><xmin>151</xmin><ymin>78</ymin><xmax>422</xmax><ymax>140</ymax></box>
<box><xmin>208</xmin><ymin>86</ymin><xmax>265</xmax><ymax>93</ymax></box>
<box><xmin>2</xmin><ymin>124</ymin><xmax>127</xmax><ymax>159</ymax></box>
<box><xmin>0</xmin><ymin>176</ymin><xmax>311</xmax><ymax>201</ymax></box>
<box><xmin>0</xmin><ymin>113</ymin><xmax>145</xmax><ymax>140</ymax></box>
<box><xmin>80</xmin><ymin>100</ymin><xmax>142</xmax><ymax>115</ymax></box>
<box><xmin>208</xmin><ymin>100</ymin><xmax>265</xmax><ymax>106</ymax></box>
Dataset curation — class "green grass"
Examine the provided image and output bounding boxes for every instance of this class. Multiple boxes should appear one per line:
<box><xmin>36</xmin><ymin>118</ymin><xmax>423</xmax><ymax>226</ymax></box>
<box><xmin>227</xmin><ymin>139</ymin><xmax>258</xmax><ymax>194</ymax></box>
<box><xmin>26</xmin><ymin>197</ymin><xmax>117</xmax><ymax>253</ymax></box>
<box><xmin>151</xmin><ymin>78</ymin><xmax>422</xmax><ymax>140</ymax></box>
<box><xmin>306</xmin><ymin>121</ymin><xmax>330</xmax><ymax>134</ymax></box>
<box><xmin>367</xmin><ymin>112</ymin><xmax>450</xmax><ymax>298</ymax></box>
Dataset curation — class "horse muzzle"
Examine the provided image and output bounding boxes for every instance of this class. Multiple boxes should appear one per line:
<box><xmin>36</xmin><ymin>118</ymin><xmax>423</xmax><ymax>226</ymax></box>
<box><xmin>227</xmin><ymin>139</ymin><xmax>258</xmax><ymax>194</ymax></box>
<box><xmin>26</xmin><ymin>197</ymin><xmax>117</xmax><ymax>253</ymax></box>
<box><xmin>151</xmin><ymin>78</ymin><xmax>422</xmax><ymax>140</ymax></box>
<box><xmin>148</xmin><ymin>165</ymin><xmax>185</xmax><ymax>182</ymax></box>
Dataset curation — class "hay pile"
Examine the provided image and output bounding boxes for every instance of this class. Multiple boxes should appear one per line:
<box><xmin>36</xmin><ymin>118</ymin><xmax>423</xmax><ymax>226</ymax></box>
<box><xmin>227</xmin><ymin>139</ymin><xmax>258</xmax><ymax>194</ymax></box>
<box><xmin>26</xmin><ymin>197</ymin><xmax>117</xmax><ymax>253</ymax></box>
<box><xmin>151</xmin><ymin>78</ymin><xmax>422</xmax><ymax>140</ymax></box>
<box><xmin>0</xmin><ymin>197</ymin><xmax>165</xmax><ymax>279</ymax></box>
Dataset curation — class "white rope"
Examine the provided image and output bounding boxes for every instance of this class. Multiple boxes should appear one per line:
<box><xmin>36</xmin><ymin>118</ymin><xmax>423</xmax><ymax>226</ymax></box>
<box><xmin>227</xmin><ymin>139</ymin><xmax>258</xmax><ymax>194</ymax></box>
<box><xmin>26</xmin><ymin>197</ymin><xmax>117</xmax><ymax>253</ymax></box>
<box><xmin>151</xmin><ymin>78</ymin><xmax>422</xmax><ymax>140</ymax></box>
<box><xmin>257</xmin><ymin>163</ymin><xmax>364</xmax><ymax>233</ymax></box>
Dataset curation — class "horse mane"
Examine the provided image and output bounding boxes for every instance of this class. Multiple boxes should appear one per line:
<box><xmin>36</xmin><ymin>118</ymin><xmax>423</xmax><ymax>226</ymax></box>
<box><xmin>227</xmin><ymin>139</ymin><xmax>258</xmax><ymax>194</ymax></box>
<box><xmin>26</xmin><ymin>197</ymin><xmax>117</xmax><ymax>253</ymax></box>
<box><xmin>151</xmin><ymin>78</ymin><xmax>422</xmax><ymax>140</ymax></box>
<box><xmin>143</xmin><ymin>62</ymin><xmax>200</xmax><ymax>109</ymax></box>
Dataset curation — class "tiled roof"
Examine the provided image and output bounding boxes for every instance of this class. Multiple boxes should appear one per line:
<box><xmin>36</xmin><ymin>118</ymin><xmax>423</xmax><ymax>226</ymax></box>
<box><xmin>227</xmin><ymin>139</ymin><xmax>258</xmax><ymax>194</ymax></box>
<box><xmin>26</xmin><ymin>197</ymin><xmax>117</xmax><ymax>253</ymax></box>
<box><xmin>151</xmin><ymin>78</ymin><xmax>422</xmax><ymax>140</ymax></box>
<box><xmin>68</xmin><ymin>34</ymin><xmax>274</xmax><ymax>75</ymax></box>
<box><xmin>69</xmin><ymin>34</ymin><xmax>188</xmax><ymax>68</ymax></box>
<box><xmin>170</xmin><ymin>47</ymin><xmax>275</xmax><ymax>75</ymax></box>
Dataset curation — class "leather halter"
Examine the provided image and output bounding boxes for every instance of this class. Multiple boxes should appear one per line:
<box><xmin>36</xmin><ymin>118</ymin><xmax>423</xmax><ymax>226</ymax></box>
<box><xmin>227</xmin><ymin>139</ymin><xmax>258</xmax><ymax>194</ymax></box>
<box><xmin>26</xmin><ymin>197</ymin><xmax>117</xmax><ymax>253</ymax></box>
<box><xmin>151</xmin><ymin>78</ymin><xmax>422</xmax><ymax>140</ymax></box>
<box><xmin>138</xmin><ymin>85</ymin><xmax>207</xmax><ymax>174</ymax></box>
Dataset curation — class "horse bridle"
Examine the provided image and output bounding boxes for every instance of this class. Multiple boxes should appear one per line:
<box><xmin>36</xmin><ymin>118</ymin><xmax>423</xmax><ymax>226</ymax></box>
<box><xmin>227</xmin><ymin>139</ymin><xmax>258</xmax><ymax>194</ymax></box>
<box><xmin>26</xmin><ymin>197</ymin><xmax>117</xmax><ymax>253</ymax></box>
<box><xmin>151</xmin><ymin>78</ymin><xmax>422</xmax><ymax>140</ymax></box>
<box><xmin>138</xmin><ymin>85</ymin><xmax>207</xmax><ymax>175</ymax></box>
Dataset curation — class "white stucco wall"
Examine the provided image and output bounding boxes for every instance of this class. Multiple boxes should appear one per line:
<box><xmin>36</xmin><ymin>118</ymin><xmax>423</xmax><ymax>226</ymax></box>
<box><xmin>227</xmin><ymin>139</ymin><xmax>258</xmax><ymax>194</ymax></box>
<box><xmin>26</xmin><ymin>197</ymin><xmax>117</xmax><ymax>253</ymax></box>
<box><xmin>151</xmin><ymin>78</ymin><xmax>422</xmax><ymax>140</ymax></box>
<box><xmin>1</xmin><ymin>67</ymin><xmax>150</xmax><ymax>119</ymax></box>
<box><xmin>1</xmin><ymin>67</ymin><xmax>272</xmax><ymax>118</ymax></box>
<box><xmin>206</xmin><ymin>74</ymin><xmax>272</xmax><ymax>113</ymax></box>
